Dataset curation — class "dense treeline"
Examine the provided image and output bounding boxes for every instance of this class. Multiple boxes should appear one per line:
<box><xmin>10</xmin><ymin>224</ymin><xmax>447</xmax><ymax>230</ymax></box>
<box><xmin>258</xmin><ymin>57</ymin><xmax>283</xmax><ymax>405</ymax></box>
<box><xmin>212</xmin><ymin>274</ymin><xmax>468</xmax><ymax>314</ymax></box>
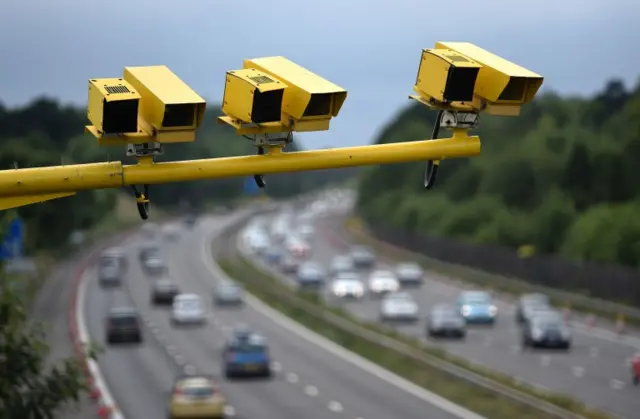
<box><xmin>0</xmin><ymin>98</ymin><xmax>353</xmax><ymax>252</ymax></box>
<box><xmin>357</xmin><ymin>78</ymin><xmax>640</xmax><ymax>268</ymax></box>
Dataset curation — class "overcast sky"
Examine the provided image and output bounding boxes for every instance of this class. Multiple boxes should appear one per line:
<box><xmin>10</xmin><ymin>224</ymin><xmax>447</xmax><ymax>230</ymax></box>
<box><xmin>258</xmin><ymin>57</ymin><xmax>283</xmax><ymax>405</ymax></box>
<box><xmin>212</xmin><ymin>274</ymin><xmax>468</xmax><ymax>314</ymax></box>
<box><xmin>1</xmin><ymin>0</ymin><xmax>639</xmax><ymax>148</ymax></box>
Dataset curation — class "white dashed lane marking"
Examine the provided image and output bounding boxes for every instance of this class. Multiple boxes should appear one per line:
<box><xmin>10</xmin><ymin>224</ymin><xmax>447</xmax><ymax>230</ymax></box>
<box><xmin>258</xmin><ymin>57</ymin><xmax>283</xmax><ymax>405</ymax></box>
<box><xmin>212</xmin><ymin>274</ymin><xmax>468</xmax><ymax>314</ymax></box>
<box><xmin>271</xmin><ymin>361</ymin><xmax>282</xmax><ymax>372</ymax></box>
<box><xmin>328</xmin><ymin>401</ymin><xmax>343</xmax><ymax>412</ymax></box>
<box><xmin>304</xmin><ymin>385</ymin><xmax>319</xmax><ymax>397</ymax></box>
<box><xmin>611</xmin><ymin>379</ymin><xmax>625</xmax><ymax>390</ymax></box>
<box><xmin>571</xmin><ymin>366</ymin><xmax>585</xmax><ymax>378</ymax></box>
<box><xmin>286</xmin><ymin>372</ymin><xmax>299</xmax><ymax>383</ymax></box>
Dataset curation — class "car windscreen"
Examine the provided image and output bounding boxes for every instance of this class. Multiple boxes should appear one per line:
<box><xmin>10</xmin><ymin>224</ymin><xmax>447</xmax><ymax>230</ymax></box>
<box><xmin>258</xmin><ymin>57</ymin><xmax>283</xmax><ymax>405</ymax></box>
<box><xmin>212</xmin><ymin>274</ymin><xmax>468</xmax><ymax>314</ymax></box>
<box><xmin>176</xmin><ymin>299</ymin><xmax>202</xmax><ymax>310</ymax></box>
<box><xmin>463</xmin><ymin>293</ymin><xmax>490</xmax><ymax>303</ymax></box>
<box><xmin>219</xmin><ymin>287</ymin><xmax>240</xmax><ymax>296</ymax></box>
<box><xmin>182</xmin><ymin>385</ymin><xmax>214</xmax><ymax>397</ymax></box>
<box><xmin>109</xmin><ymin>316</ymin><xmax>138</xmax><ymax>326</ymax></box>
<box><xmin>230</xmin><ymin>341</ymin><xmax>266</xmax><ymax>353</ymax></box>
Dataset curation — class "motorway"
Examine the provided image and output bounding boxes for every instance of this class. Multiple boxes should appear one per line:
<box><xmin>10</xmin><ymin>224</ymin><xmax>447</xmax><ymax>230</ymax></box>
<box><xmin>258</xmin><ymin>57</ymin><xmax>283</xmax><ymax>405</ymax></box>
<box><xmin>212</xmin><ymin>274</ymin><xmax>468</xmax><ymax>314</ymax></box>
<box><xmin>81</xmin><ymin>211</ymin><xmax>479</xmax><ymax>419</ymax></box>
<box><xmin>248</xmin><ymin>206</ymin><xmax>640</xmax><ymax>419</ymax></box>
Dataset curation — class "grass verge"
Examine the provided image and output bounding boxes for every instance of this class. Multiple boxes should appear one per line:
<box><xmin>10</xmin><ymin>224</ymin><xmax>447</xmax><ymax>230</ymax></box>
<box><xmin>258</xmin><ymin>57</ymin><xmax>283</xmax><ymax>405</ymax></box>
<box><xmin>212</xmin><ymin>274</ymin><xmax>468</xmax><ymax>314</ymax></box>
<box><xmin>216</xmin><ymin>241</ymin><xmax>614</xmax><ymax>419</ymax></box>
<box><xmin>344</xmin><ymin>217</ymin><xmax>640</xmax><ymax>328</ymax></box>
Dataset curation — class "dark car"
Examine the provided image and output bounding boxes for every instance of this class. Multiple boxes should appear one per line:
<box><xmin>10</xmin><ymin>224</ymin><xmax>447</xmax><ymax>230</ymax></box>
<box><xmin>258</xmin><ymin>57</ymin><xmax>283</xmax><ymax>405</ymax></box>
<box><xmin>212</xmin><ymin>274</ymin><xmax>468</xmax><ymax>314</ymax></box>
<box><xmin>296</xmin><ymin>262</ymin><xmax>326</xmax><ymax>290</ymax></box>
<box><xmin>516</xmin><ymin>293</ymin><xmax>551</xmax><ymax>324</ymax></box>
<box><xmin>264</xmin><ymin>248</ymin><xmax>283</xmax><ymax>265</ymax></box>
<box><xmin>214</xmin><ymin>283</ymin><xmax>244</xmax><ymax>307</ymax></box>
<box><xmin>222</xmin><ymin>332</ymin><xmax>272</xmax><ymax>378</ymax></box>
<box><xmin>522</xmin><ymin>311</ymin><xmax>571</xmax><ymax>350</ymax></box>
<box><xmin>98</xmin><ymin>258</ymin><xmax>122</xmax><ymax>288</ymax></box>
<box><xmin>105</xmin><ymin>307</ymin><xmax>143</xmax><ymax>344</ymax></box>
<box><xmin>350</xmin><ymin>246</ymin><xmax>376</xmax><ymax>268</ymax></box>
<box><xmin>150</xmin><ymin>279</ymin><xmax>180</xmax><ymax>305</ymax></box>
<box><xmin>426</xmin><ymin>304</ymin><xmax>466</xmax><ymax>339</ymax></box>
<box><xmin>280</xmin><ymin>256</ymin><xmax>299</xmax><ymax>274</ymax></box>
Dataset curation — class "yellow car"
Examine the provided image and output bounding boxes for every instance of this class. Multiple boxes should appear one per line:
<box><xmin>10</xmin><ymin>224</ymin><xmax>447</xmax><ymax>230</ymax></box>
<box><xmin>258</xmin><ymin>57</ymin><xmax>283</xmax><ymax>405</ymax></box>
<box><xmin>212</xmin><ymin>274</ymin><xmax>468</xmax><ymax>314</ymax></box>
<box><xmin>168</xmin><ymin>375</ymin><xmax>226</xmax><ymax>418</ymax></box>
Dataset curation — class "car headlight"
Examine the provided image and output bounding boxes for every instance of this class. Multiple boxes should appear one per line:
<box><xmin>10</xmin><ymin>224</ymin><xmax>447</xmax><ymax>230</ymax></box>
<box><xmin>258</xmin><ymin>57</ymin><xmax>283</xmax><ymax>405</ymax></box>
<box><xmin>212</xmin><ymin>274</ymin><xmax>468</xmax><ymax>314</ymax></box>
<box><xmin>489</xmin><ymin>305</ymin><xmax>498</xmax><ymax>316</ymax></box>
<box><xmin>461</xmin><ymin>305</ymin><xmax>472</xmax><ymax>317</ymax></box>
<box><xmin>532</xmin><ymin>328</ymin><xmax>544</xmax><ymax>340</ymax></box>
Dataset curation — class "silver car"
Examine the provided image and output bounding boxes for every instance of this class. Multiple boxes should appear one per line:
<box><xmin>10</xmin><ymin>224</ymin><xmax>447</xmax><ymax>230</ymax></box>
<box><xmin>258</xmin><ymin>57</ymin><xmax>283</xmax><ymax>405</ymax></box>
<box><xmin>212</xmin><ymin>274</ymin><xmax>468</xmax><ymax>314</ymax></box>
<box><xmin>329</xmin><ymin>274</ymin><xmax>365</xmax><ymax>299</ymax></box>
<box><xmin>214</xmin><ymin>283</ymin><xmax>244</xmax><ymax>307</ymax></box>
<box><xmin>98</xmin><ymin>259</ymin><xmax>122</xmax><ymax>287</ymax></box>
<box><xmin>379</xmin><ymin>292</ymin><xmax>419</xmax><ymax>322</ymax></box>
<box><xmin>427</xmin><ymin>304</ymin><xmax>466</xmax><ymax>339</ymax></box>
<box><xmin>329</xmin><ymin>256</ymin><xmax>354</xmax><ymax>276</ymax></box>
<box><xmin>350</xmin><ymin>246</ymin><xmax>375</xmax><ymax>268</ymax></box>
<box><xmin>367</xmin><ymin>270</ymin><xmax>400</xmax><ymax>297</ymax></box>
<box><xmin>395</xmin><ymin>262</ymin><xmax>424</xmax><ymax>286</ymax></box>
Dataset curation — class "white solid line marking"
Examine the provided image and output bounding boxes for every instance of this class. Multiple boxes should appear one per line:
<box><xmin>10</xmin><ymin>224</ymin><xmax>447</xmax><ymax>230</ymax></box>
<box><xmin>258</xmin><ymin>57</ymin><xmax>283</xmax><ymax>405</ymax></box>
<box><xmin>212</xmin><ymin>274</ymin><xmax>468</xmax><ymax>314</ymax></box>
<box><xmin>224</xmin><ymin>406</ymin><xmax>236</xmax><ymax>416</ymax></box>
<box><xmin>175</xmin><ymin>354</ymin><xmax>185</xmax><ymax>365</ymax></box>
<box><xmin>286</xmin><ymin>372</ymin><xmax>299</xmax><ymax>383</ymax></box>
<box><xmin>328</xmin><ymin>401</ymin><xmax>343</xmax><ymax>412</ymax></box>
<box><xmin>184</xmin><ymin>365</ymin><xmax>197</xmax><ymax>375</ymax></box>
<box><xmin>167</xmin><ymin>345</ymin><xmax>177</xmax><ymax>355</ymax></box>
<box><xmin>304</xmin><ymin>385</ymin><xmax>319</xmax><ymax>396</ymax></box>
<box><xmin>540</xmin><ymin>356</ymin><xmax>550</xmax><ymax>367</ymax></box>
<box><xmin>610</xmin><ymin>379</ymin><xmax>625</xmax><ymax>390</ymax></box>
<box><xmin>271</xmin><ymin>361</ymin><xmax>282</xmax><ymax>372</ymax></box>
<box><xmin>589</xmin><ymin>347</ymin><xmax>599</xmax><ymax>358</ymax></box>
<box><xmin>571</xmin><ymin>366</ymin><xmax>585</xmax><ymax>378</ymax></box>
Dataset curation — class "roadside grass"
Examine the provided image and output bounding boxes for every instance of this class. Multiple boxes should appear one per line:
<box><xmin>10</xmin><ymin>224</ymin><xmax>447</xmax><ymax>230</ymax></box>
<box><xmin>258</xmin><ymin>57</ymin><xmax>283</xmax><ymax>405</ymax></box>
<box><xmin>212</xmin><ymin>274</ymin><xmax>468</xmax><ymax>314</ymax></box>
<box><xmin>344</xmin><ymin>217</ymin><xmax>640</xmax><ymax>328</ymax></box>
<box><xmin>216</xmin><ymin>240</ymin><xmax>614</xmax><ymax>419</ymax></box>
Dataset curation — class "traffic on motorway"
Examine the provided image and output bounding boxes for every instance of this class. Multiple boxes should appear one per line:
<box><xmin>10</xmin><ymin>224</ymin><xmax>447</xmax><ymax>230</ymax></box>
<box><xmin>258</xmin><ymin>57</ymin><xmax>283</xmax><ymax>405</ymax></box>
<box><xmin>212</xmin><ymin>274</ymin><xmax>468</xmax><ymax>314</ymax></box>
<box><xmin>239</xmin><ymin>190</ymin><xmax>640</xmax><ymax>419</ymax></box>
<box><xmin>84</xmin><ymin>198</ymin><xmax>474</xmax><ymax>419</ymax></box>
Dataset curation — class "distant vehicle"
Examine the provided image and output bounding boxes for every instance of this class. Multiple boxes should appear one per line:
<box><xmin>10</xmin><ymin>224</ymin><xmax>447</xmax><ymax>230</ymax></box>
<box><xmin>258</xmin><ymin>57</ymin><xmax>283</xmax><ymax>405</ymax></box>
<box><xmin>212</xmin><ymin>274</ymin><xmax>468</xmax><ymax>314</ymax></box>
<box><xmin>367</xmin><ymin>270</ymin><xmax>400</xmax><ymax>298</ymax></box>
<box><xmin>214</xmin><ymin>283</ymin><xmax>244</xmax><ymax>307</ymax></box>
<box><xmin>285</xmin><ymin>237</ymin><xmax>310</xmax><ymax>258</ymax></box>
<box><xmin>329</xmin><ymin>255</ymin><xmax>354</xmax><ymax>276</ymax></box>
<box><xmin>522</xmin><ymin>311</ymin><xmax>571</xmax><ymax>350</ymax></box>
<box><xmin>100</xmin><ymin>246</ymin><xmax>127</xmax><ymax>272</ymax></box>
<box><xmin>457</xmin><ymin>291</ymin><xmax>498</xmax><ymax>324</ymax></box>
<box><xmin>296</xmin><ymin>262</ymin><xmax>326</xmax><ymax>289</ymax></box>
<box><xmin>516</xmin><ymin>293</ymin><xmax>551</xmax><ymax>324</ymax></box>
<box><xmin>183</xmin><ymin>213</ymin><xmax>197</xmax><ymax>229</ymax></box>
<box><xmin>426</xmin><ymin>304</ymin><xmax>466</xmax><ymax>339</ymax></box>
<box><xmin>631</xmin><ymin>355</ymin><xmax>640</xmax><ymax>386</ymax></box>
<box><xmin>264</xmin><ymin>248</ymin><xmax>283</xmax><ymax>265</ymax></box>
<box><xmin>168</xmin><ymin>375</ymin><xmax>226</xmax><ymax>419</ymax></box>
<box><xmin>139</xmin><ymin>244</ymin><xmax>161</xmax><ymax>264</ymax></box>
<box><xmin>223</xmin><ymin>332</ymin><xmax>272</xmax><ymax>378</ymax></box>
<box><xmin>141</xmin><ymin>255</ymin><xmax>168</xmax><ymax>277</ymax></box>
<box><xmin>105</xmin><ymin>307</ymin><xmax>142</xmax><ymax>344</ymax></box>
<box><xmin>247</xmin><ymin>233</ymin><xmax>269</xmax><ymax>254</ymax></box>
<box><xmin>279</xmin><ymin>255</ymin><xmax>299</xmax><ymax>274</ymax></box>
<box><xmin>329</xmin><ymin>273</ymin><xmax>365</xmax><ymax>299</ymax></box>
<box><xmin>379</xmin><ymin>292</ymin><xmax>419</xmax><ymax>322</ymax></box>
<box><xmin>162</xmin><ymin>224</ymin><xmax>181</xmax><ymax>242</ymax></box>
<box><xmin>297</xmin><ymin>224</ymin><xmax>315</xmax><ymax>239</ymax></box>
<box><xmin>140</xmin><ymin>222</ymin><xmax>159</xmax><ymax>240</ymax></box>
<box><xmin>395</xmin><ymin>262</ymin><xmax>424</xmax><ymax>286</ymax></box>
<box><xmin>150</xmin><ymin>278</ymin><xmax>180</xmax><ymax>305</ymax></box>
<box><xmin>350</xmin><ymin>245</ymin><xmax>375</xmax><ymax>268</ymax></box>
<box><xmin>98</xmin><ymin>257</ymin><xmax>122</xmax><ymax>288</ymax></box>
<box><xmin>172</xmin><ymin>294</ymin><xmax>207</xmax><ymax>326</ymax></box>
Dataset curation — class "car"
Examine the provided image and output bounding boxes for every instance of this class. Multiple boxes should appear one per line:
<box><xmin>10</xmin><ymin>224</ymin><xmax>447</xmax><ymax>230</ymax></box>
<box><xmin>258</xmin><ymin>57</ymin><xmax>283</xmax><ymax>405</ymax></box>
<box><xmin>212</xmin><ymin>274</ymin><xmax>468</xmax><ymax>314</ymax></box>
<box><xmin>168</xmin><ymin>374</ymin><xmax>226</xmax><ymax>419</ymax></box>
<box><xmin>100</xmin><ymin>246</ymin><xmax>127</xmax><ymax>272</ymax></box>
<box><xmin>151</xmin><ymin>278</ymin><xmax>180</xmax><ymax>305</ymax></box>
<box><xmin>457</xmin><ymin>290</ymin><xmax>498</xmax><ymax>324</ymax></box>
<box><xmin>105</xmin><ymin>307</ymin><xmax>142</xmax><ymax>344</ymax></box>
<box><xmin>296</xmin><ymin>262</ymin><xmax>326</xmax><ymax>289</ymax></box>
<box><xmin>171</xmin><ymin>294</ymin><xmax>207</xmax><ymax>326</ymax></box>
<box><xmin>162</xmin><ymin>224</ymin><xmax>181</xmax><ymax>242</ymax></box>
<box><xmin>264</xmin><ymin>248</ymin><xmax>283</xmax><ymax>265</ymax></box>
<box><xmin>214</xmin><ymin>283</ymin><xmax>244</xmax><ymax>307</ymax></box>
<box><xmin>285</xmin><ymin>236</ymin><xmax>310</xmax><ymax>258</ymax></box>
<box><xmin>297</xmin><ymin>224</ymin><xmax>315</xmax><ymax>239</ymax></box>
<box><xmin>98</xmin><ymin>257</ymin><xmax>122</xmax><ymax>288</ymax></box>
<box><xmin>279</xmin><ymin>255</ymin><xmax>299</xmax><ymax>274</ymax></box>
<box><xmin>379</xmin><ymin>292</ymin><xmax>419</xmax><ymax>322</ymax></box>
<box><xmin>247</xmin><ymin>233</ymin><xmax>269</xmax><ymax>254</ymax></box>
<box><xmin>183</xmin><ymin>213</ymin><xmax>197</xmax><ymax>229</ymax></box>
<box><xmin>223</xmin><ymin>332</ymin><xmax>272</xmax><ymax>378</ymax></box>
<box><xmin>140</xmin><ymin>222</ymin><xmax>159</xmax><ymax>240</ymax></box>
<box><xmin>522</xmin><ymin>311</ymin><xmax>571</xmax><ymax>350</ymax></box>
<box><xmin>426</xmin><ymin>304</ymin><xmax>466</xmax><ymax>339</ymax></box>
<box><xmin>329</xmin><ymin>273</ymin><xmax>365</xmax><ymax>299</ymax></box>
<box><xmin>329</xmin><ymin>256</ymin><xmax>354</xmax><ymax>276</ymax></box>
<box><xmin>350</xmin><ymin>245</ymin><xmax>375</xmax><ymax>268</ymax></box>
<box><xmin>367</xmin><ymin>270</ymin><xmax>400</xmax><ymax>298</ymax></box>
<box><xmin>516</xmin><ymin>293</ymin><xmax>551</xmax><ymax>324</ymax></box>
<box><xmin>139</xmin><ymin>244</ymin><xmax>161</xmax><ymax>264</ymax></box>
<box><xmin>395</xmin><ymin>262</ymin><xmax>424</xmax><ymax>287</ymax></box>
<box><xmin>142</xmin><ymin>255</ymin><xmax>168</xmax><ymax>277</ymax></box>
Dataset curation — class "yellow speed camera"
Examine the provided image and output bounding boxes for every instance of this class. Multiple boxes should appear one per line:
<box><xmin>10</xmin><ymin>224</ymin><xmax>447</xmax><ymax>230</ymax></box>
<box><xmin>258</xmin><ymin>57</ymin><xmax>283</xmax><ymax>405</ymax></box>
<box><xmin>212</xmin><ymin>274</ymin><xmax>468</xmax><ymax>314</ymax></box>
<box><xmin>413</xmin><ymin>49</ymin><xmax>481</xmax><ymax>104</ymax></box>
<box><xmin>219</xmin><ymin>56</ymin><xmax>347</xmax><ymax>135</ymax></box>
<box><xmin>87</xmin><ymin>78</ymin><xmax>141</xmax><ymax>135</ymax></box>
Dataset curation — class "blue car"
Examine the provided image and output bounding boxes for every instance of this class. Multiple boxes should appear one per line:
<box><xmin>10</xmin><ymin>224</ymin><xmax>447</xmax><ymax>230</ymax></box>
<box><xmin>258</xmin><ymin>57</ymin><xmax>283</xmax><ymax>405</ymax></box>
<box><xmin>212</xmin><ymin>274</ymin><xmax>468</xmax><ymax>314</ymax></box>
<box><xmin>457</xmin><ymin>291</ymin><xmax>498</xmax><ymax>324</ymax></box>
<box><xmin>265</xmin><ymin>248</ymin><xmax>283</xmax><ymax>265</ymax></box>
<box><xmin>223</xmin><ymin>332</ymin><xmax>272</xmax><ymax>378</ymax></box>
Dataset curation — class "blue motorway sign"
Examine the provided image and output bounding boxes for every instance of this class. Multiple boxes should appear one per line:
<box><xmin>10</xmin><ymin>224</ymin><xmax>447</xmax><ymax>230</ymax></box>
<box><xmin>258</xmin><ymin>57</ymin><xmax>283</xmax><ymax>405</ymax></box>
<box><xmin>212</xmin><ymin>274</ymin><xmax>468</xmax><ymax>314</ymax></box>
<box><xmin>243</xmin><ymin>177</ymin><xmax>260</xmax><ymax>196</ymax></box>
<box><xmin>0</xmin><ymin>217</ymin><xmax>24</xmax><ymax>260</ymax></box>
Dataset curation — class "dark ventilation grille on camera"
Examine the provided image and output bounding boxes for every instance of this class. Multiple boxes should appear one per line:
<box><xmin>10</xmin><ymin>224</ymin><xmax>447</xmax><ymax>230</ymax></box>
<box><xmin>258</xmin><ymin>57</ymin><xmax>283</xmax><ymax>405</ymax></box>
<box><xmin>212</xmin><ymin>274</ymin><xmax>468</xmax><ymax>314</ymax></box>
<box><xmin>249</xmin><ymin>75</ymin><xmax>275</xmax><ymax>84</ymax></box>
<box><xmin>445</xmin><ymin>55</ymin><xmax>469</xmax><ymax>63</ymax></box>
<box><xmin>105</xmin><ymin>85</ymin><xmax>131</xmax><ymax>94</ymax></box>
